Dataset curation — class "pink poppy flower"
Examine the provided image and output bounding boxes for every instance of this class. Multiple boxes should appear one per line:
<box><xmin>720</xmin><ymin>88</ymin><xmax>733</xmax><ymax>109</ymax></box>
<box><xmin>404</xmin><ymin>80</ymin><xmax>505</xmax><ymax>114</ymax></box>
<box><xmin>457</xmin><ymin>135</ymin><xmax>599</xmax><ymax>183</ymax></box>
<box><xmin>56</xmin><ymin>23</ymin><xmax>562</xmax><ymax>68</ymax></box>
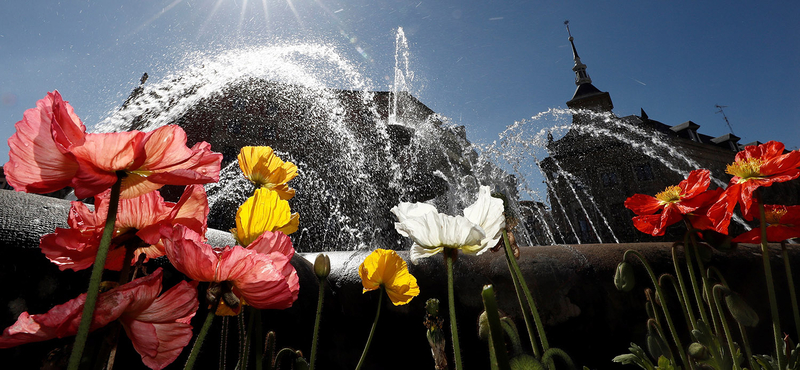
<box><xmin>162</xmin><ymin>225</ymin><xmax>299</xmax><ymax>315</ymax></box>
<box><xmin>5</xmin><ymin>90</ymin><xmax>222</xmax><ymax>199</ymax></box>
<box><xmin>40</xmin><ymin>185</ymin><xmax>209</xmax><ymax>271</ymax></box>
<box><xmin>0</xmin><ymin>268</ymin><xmax>198</xmax><ymax>370</ymax></box>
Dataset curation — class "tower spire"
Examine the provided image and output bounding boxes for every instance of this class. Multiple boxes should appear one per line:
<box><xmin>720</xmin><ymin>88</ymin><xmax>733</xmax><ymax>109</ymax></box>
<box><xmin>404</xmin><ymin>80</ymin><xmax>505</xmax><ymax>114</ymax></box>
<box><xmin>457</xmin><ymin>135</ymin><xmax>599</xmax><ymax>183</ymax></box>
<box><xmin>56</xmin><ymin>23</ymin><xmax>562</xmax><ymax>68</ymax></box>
<box><xmin>565</xmin><ymin>20</ymin><xmax>592</xmax><ymax>86</ymax></box>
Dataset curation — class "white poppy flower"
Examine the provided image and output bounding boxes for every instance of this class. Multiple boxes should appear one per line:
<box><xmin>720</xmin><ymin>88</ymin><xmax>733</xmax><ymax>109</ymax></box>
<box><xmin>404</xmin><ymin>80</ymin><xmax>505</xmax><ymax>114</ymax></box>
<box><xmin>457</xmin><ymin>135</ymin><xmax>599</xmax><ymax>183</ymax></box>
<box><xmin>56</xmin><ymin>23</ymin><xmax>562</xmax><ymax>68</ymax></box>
<box><xmin>391</xmin><ymin>186</ymin><xmax>505</xmax><ymax>262</ymax></box>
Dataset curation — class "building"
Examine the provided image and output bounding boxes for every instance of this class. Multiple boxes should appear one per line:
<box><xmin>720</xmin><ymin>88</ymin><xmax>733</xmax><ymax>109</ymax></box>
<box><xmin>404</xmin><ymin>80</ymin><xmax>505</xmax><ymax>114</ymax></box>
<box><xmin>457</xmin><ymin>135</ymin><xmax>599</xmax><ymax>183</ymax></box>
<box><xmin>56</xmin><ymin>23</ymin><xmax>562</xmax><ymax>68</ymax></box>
<box><xmin>539</xmin><ymin>27</ymin><xmax>799</xmax><ymax>244</ymax></box>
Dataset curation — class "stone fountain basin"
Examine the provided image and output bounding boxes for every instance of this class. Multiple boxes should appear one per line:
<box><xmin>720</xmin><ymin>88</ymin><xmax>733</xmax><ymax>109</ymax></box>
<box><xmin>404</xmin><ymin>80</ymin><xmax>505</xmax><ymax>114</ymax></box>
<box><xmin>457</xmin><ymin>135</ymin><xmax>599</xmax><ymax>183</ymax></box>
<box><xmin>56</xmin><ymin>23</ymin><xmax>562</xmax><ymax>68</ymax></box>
<box><xmin>0</xmin><ymin>190</ymin><xmax>796</xmax><ymax>369</ymax></box>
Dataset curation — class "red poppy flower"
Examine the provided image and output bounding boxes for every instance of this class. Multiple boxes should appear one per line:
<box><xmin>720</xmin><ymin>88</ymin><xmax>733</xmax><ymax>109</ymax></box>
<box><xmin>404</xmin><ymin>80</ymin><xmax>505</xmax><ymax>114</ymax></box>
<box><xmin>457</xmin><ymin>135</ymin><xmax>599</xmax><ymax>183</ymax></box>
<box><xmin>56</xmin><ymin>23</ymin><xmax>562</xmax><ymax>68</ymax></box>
<box><xmin>0</xmin><ymin>268</ymin><xmax>198</xmax><ymax>370</ymax></box>
<box><xmin>162</xmin><ymin>225</ymin><xmax>299</xmax><ymax>315</ymax></box>
<box><xmin>5</xmin><ymin>91</ymin><xmax>222</xmax><ymax>199</ymax></box>
<box><xmin>624</xmin><ymin>169</ymin><xmax>719</xmax><ymax>236</ymax></box>
<box><xmin>708</xmin><ymin>141</ymin><xmax>800</xmax><ymax>232</ymax></box>
<box><xmin>732</xmin><ymin>204</ymin><xmax>800</xmax><ymax>243</ymax></box>
<box><xmin>39</xmin><ymin>185</ymin><xmax>209</xmax><ymax>271</ymax></box>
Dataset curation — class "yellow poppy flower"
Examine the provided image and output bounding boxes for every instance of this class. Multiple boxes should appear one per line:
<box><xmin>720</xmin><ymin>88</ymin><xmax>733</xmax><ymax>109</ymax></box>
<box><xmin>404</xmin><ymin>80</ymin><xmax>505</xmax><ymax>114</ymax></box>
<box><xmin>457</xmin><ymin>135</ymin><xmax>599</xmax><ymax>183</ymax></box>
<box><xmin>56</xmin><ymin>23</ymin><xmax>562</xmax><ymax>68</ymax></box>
<box><xmin>238</xmin><ymin>146</ymin><xmax>298</xmax><ymax>200</ymax></box>
<box><xmin>234</xmin><ymin>188</ymin><xmax>300</xmax><ymax>246</ymax></box>
<box><xmin>359</xmin><ymin>249</ymin><xmax>420</xmax><ymax>306</ymax></box>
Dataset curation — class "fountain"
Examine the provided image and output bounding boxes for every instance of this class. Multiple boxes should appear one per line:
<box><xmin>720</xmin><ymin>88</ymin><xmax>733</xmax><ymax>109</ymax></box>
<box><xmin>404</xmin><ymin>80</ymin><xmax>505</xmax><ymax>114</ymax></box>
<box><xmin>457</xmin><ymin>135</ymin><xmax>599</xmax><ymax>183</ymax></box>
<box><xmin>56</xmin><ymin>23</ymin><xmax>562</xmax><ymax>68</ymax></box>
<box><xmin>92</xmin><ymin>32</ymin><xmax>517</xmax><ymax>253</ymax></box>
<box><xmin>4</xmin><ymin>27</ymin><xmax>800</xmax><ymax>370</ymax></box>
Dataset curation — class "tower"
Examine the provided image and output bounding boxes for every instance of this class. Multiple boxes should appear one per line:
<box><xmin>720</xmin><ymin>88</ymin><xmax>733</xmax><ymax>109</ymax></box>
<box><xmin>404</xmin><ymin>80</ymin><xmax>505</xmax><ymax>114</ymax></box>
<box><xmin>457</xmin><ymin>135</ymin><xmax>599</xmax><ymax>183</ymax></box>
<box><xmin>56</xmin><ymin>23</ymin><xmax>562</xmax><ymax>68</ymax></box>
<box><xmin>564</xmin><ymin>22</ymin><xmax>613</xmax><ymax>112</ymax></box>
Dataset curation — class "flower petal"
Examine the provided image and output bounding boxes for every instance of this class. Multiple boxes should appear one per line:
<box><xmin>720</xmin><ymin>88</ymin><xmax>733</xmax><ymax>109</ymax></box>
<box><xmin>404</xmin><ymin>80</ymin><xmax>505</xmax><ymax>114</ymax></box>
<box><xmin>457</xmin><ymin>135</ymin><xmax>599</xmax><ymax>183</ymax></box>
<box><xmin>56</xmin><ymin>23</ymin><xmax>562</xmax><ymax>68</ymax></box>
<box><xmin>463</xmin><ymin>186</ymin><xmax>505</xmax><ymax>252</ymax></box>
<box><xmin>120</xmin><ymin>280</ymin><xmax>198</xmax><ymax>370</ymax></box>
<box><xmin>161</xmin><ymin>225</ymin><xmax>220</xmax><ymax>282</ymax></box>
<box><xmin>5</xmin><ymin>91</ymin><xmax>81</xmax><ymax>194</ymax></box>
<box><xmin>624</xmin><ymin>194</ymin><xmax>663</xmax><ymax>216</ymax></box>
<box><xmin>235</xmin><ymin>188</ymin><xmax>293</xmax><ymax>246</ymax></box>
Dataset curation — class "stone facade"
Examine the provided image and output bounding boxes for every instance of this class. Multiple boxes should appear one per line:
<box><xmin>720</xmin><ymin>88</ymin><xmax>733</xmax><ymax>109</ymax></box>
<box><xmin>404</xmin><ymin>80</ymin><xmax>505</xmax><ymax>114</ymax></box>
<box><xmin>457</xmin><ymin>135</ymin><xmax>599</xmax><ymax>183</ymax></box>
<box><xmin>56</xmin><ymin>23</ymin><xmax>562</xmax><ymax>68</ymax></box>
<box><xmin>538</xmin><ymin>33</ymin><xmax>799</xmax><ymax>244</ymax></box>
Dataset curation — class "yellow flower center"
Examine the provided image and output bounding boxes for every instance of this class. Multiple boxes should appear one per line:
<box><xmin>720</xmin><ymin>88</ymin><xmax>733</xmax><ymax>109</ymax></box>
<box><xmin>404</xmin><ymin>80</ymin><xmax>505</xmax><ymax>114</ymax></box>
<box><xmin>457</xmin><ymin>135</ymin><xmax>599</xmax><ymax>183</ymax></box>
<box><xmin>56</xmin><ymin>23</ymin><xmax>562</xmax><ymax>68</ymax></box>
<box><xmin>655</xmin><ymin>185</ymin><xmax>682</xmax><ymax>204</ymax></box>
<box><xmin>765</xmin><ymin>208</ymin><xmax>788</xmax><ymax>225</ymax></box>
<box><xmin>726</xmin><ymin>158</ymin><xmax>764</xmax><ymax>182</ymax></box>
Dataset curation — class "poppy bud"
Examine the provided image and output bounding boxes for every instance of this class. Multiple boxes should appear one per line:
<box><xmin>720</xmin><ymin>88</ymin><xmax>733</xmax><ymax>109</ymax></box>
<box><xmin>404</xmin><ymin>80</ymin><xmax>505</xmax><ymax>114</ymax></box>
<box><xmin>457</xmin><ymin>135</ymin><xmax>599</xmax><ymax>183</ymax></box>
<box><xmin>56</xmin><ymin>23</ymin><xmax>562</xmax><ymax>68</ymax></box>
<box><xmin>294</xmin><ymin>353</ymin><xmax>309</xmax><ymax>370</ymax></box>
<box><xmin>646</xmin><ymin>322</ymin><xmax>669</xmax><ymax>361</ymax></box>
<box><xmin>478</xmin><ymin>311</ymin><xmax>489</xmax><ymax>341</ymax></box>
<box><xmin>426</xmin><ymin>298</ymin><xmax>441</xmax><ymax>316</ymax></box>
<box><xmin>688</xmin><ymin>342</ymin><xmax>709</xmax><ymax>360</ymax></box>
<box><xmin>614</xmin><ymin>261</ymin><xmax>635</xmax><ymax>292</ymax></box>
<box><xmin>509</xmin><ymin>354</ymin><xmax>542</xmax><ymax>370</ymax></box>
<box><xmin>725</xmin><ymin>290</ymin><xmax>759</xmax><ymax>327</ymax></box>
<box><xmin>314</xmin><ymin>253</ymin><xmax>330</xmax><ymax>279</ymax></box>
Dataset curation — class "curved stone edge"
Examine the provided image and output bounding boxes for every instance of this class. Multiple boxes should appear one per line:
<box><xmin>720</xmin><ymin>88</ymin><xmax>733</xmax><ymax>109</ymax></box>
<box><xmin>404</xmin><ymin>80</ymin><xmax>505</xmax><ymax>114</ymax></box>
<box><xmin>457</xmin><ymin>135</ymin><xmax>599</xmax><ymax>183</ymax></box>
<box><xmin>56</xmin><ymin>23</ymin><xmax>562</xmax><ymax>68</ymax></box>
<box><xmin>1</xmin><ymin>189</ymin><xmax>798</xmax><ymax>369</ymax></box>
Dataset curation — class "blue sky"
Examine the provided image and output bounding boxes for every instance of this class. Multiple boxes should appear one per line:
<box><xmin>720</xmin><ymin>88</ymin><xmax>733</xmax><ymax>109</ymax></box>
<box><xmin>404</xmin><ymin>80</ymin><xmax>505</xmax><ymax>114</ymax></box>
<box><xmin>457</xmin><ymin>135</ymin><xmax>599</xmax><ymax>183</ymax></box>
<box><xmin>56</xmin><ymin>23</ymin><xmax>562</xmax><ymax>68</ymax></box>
<box><xmin>1</xmin><ymin>1</ymin><xmax>798</xmax><ymax>166</ymax></box>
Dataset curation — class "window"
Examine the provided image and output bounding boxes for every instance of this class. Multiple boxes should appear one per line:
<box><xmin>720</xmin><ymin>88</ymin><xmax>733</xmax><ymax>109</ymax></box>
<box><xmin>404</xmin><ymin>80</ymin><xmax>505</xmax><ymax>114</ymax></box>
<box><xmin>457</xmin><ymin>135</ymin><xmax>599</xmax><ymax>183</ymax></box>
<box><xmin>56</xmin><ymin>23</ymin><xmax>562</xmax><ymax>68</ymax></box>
<box><xmin>633</xmin><ymin>163</ymin><xmax>654</xmax><ymax>182</ymax></box>
<box><xmin>600</xmin><ymin>171</ymin><xmax>618</xmax><ymax>187</ymax></box>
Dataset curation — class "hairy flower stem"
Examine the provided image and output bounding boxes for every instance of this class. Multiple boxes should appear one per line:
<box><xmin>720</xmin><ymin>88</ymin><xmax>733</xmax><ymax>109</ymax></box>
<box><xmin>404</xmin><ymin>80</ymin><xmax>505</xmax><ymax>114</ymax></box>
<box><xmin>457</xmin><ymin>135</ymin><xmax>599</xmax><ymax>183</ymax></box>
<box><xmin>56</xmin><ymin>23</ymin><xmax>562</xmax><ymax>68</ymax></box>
<box><xmin>714</xmin><ymin>270</ymin><xmax>757</xmax><ymax>370</ymax></box>
<box><xmin>681</xmin><ymin>226</ymin><xmax>711</xmax><ymax>328</ymax></box>
<box><xmin>482</xmin><ymin>285</ymin><xmax>511</xmax><ymax>370</ymax></box>
<box><xmin>541</xmin><ymin>348</ymin><xmax>577</xmax><ymax>370</ymax></box>
<box><xmin>672</xmin><ymin>239</ymin><xmax>697</xmax><ymax>329</ymax></box>
<box><xmin>689</xmin><ymin>233</ymin><xmax>722</xmax><ymax>337</ymax></box>
<box><xmin>253</xmin><ymin>308</ymin><xmax>264</xmax><ymax>370</ymax></box>
<box><xmin>445</xmin><ymin>250</ymin><xmax>464</xmax><ymax>370</ymax></box>
<box><xmin>502</xmin><ymin>231</ymin><xmax>541</xmax><ymax>358</ymax></box>
<box><xmin>757</xmin><ymin>198</ymin><xmax>786</xmax><ymax>369</ymax></box>
<box><xmin>712</xmin><ymin>285</ymin><xmax>742</xmax><ymax>370</ymax></box>
<box><xmin>503</xmin><ymin>230</ymin><xmax>550</xmax><ymax>353</ymax></box>
<box><xmin>622</xmin><ymin>250</ymin><xmax>692</xmax><ymax>369</ymax></box>
<box><xmin>660</xmin><ymin>274</ymin><xmax>691</xmax><ymax>333</ymax></box>
<box><xmin>310</xmin><ymin>278</ymin><xmax>325</xmax><ymax>370</ymax></box>
<box><xmin>67</xmin><ymin>173</ymin><xmax>124</xmax><ymax>370</ymax></box>
<box><xmin>780</xmin><ymin>241</ymin><xmax>800</xmax><ymax>341</ymax></box>
<box><xmin>186</xmin><ymin>308</ymin><xmax>217</xmax><ymax>370</ymax></box>
<box><xmin>355</xmin><ymin>286</ymin><xmax>383</xmax><ymax>370</ymax></box>
<box><xmin>241</xmin><ymin>310</ymin><xmax>253</xmax><ymax>370</ymax></box>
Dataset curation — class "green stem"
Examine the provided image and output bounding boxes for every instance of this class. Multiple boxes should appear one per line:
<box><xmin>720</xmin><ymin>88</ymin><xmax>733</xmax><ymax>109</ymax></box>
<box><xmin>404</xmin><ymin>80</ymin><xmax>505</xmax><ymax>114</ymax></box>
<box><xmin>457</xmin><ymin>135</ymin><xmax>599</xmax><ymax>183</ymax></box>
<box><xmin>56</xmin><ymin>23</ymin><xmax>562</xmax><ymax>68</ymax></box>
<box><xmin>709</xmin><ymin>267</ymin><xmax>755</xmax><ymax>368</ymax></box>
<box><xmin>622</xmin><ymin>250</ymin><xmax>692</xmax><ymax>369</ymax></box>
<box><xmin>482</xmin><ymin>285</ymin><xmax>512</xmax><ymax>370</ymax></box>
<box><xmin>645</xmin><ymin>289</ymin><xmax>663</xmax><ymax>329</ymax></box>
<box><xmin>310</xmin><ymin>278</ymin><xmax>325</xmax><ymax>370</ymax></box>
<box><xmin>355</xmin><ymin>286</ymin><xmax>383</xmax><ymax>370</ymax></box>
<box><xmin>757</xmin><ymin>198</ymin><xmax>786</xmax><ymax>369</ymax></box>
<box><xmin>503</xmin><ymin>230</ymin><xmax>550</xmax><ymax>352</ymax></box>
<box><xmin>67</xmin><ymin>174</ymin><xmax>124</xmax><ymax>370</ymax></box>
<box><xmin>687</xmin><ymin>230</ymin><xmax>722</xmax><ymax>338</ymax></box>
<box><xmin>781</xmin><ymin>241</ymin><xmax>800</xmax><ymax>341</ymax></box>
<box><xmin>540</xmin><ymin>348</ymin><xmax>577</xmax><ymax>370</ymax></box>
<box><xmin>445</xmin><ymin>249</ymin><xmax>464</xmax><ymax>370</ymax></box>
<box><xmin>502</xmin><ymin>230</ymin><xmax>541</xmax><ymax>359</ymax></box>
<box><xmin>681</xmin><ymin>226</ymin><xmax>710</xmax><ymax>328</ymax></box>
<box><xmin>660</xmin><ymin>274</ymin><xmax>691</xmax><ymax>333</ymax></box>
<box><xmin>669</xmin><ymin>242</ymin><xmax>695</xmax><ymax>330</ymax></box>
<box><xmin>712</xmin><ymin>285</ymin><xmax>742</xmax><ymax>370</ymax></box>
<box><xmin>186</xmin><ymin>308</ymin><xmax>217</xmax><ymax>370</ymax></box>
